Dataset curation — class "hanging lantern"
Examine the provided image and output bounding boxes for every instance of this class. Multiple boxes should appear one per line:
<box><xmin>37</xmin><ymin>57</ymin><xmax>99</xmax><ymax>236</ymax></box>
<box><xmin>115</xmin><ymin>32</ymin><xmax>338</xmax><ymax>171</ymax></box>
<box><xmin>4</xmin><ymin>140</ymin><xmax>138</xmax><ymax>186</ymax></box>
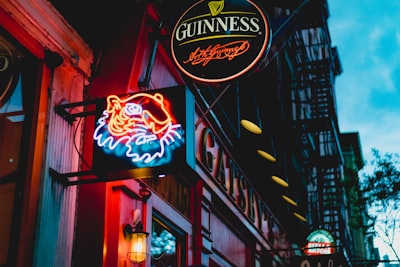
<box><xmin>124</xmin><ymin>221</ymin><xmax>149</xmax><ymax>263</ymax></box>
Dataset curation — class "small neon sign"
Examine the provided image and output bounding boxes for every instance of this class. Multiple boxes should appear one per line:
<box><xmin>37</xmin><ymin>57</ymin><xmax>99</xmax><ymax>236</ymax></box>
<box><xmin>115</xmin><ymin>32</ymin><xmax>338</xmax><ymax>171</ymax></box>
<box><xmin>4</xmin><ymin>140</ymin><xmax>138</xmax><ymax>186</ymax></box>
<box><xmin>304</xmin><ymin>229</ymin><xmax>336</xmax><ymax>256</ymax></box>
<box><xmin>93</xmin><ymin>92</ymin><xmax>184</xmax><ymax>168</ymax></box>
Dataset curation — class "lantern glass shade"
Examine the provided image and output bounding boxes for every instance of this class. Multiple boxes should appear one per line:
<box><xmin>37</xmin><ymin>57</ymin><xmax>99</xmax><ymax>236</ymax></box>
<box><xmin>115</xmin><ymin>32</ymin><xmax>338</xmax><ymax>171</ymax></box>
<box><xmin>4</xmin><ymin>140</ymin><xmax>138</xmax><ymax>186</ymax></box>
<box><xmin>240</xmin><ymin>119</ymin><xmax>262</xmax><ymax>134</ymax></box>
<box><xmin>282</xmin><ymin>195</ymin><xmax>298</xmax><ymax>206</ymax></box>
<box><xmin>127</xmin><ymin>231</ymin><xmax>148</xmax><ymax>263</ymax></box>
<box><xmin>257</xmin><ymin>149</ymin><xmax>276</xmax><ymax>162</ymax></box>
<box><xmin>293</xmin><ymin>212</ymin><xmax>307</xmax><ymax>222</ymax></box>
<box><xmin>271</xmin><ymin>175</ymin><xmax>288</xmax><ymax>187</ymax></box>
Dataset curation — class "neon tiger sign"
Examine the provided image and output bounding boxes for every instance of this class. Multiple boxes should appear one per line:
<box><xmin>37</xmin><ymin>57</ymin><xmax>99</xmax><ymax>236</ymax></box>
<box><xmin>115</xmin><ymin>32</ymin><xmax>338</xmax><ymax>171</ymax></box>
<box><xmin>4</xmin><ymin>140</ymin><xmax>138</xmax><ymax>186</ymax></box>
<box><xmin>93</xmin><ymin>92</ymin><xmax>184</xmax><ymax>168</ymax></box>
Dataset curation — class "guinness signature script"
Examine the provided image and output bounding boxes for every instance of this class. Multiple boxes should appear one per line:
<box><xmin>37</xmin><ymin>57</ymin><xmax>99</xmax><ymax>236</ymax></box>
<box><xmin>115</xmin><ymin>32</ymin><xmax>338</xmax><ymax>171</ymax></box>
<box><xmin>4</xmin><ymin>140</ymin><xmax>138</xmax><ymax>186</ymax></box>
<box><xmin>183</xmin><ymin>40</ymin><xmax>250</xmax><ymax>66</ymax></box>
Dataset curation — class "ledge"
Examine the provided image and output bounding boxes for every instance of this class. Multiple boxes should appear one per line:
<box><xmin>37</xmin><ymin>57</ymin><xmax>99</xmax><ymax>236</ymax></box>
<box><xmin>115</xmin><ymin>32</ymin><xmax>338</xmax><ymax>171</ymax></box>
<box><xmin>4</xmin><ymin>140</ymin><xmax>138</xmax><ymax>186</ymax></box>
<box><xmin>0</xmin><ymin>0</ymin><xmax>93</xmax><ymax>80</ymax></box>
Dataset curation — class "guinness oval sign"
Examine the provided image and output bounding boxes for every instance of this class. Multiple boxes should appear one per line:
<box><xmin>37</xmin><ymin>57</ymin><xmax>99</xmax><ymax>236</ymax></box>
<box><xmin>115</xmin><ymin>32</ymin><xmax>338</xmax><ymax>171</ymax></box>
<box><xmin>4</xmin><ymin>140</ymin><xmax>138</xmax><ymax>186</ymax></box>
<box><xmin>171</xmin><ymin>0</ymin><xmax>271</xmax><ymax>84</ymax></box>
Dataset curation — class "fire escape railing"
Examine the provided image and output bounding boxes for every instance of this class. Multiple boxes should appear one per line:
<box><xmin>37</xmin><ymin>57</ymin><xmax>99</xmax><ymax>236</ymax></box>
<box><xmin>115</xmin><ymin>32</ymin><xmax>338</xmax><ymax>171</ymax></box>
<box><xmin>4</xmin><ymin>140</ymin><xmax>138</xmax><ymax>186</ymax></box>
<box><xmin>285</xmin><ymin>3</ymin><xmax>348</xmax><ymax>251</ymax></box>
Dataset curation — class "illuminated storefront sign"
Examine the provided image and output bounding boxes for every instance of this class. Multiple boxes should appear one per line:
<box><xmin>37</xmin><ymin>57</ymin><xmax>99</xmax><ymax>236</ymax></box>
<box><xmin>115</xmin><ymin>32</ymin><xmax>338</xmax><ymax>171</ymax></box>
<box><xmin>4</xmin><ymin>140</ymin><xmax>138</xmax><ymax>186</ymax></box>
<box><xmin>171</xmin><ymin>0</ymin><xmax>271</xmax><ymax>84</ymax></box>
<box><xmin>93</xmin><ymin>87</ymin><xmax>194</xmax><ymax>173</ymax></box>
<box><xmin>304</xmin><ymin>229</ymin><xmax>336</xmax><ymax>256</ymax></box>
<box><xmin>195</xmin><ymin>116</ymin><xmax>278</xmax><ymax>244</ymax></box>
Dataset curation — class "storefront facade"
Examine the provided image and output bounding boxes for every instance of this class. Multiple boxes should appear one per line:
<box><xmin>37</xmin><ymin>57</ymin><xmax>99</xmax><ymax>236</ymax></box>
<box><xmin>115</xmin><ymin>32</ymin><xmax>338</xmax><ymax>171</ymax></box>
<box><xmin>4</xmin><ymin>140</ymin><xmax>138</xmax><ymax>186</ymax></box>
<box><xmin>0</xmin><ymin>0</ymin><xmax>352</xmax><ymax>266</ymax></box>
<box><xmin>0</xmin><ymin>1</ymin><xmax>92</xmax><ymax>266</ymax></box>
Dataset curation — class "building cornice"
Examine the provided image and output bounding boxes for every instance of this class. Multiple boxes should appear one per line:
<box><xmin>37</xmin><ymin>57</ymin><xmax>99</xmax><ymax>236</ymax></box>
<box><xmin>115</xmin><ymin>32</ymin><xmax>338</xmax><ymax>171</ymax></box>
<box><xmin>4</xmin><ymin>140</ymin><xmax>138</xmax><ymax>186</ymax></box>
<box><xmin>0</xmin><ymin>0</ymin><xmax>93</xmax><ymax>80</ymax></box>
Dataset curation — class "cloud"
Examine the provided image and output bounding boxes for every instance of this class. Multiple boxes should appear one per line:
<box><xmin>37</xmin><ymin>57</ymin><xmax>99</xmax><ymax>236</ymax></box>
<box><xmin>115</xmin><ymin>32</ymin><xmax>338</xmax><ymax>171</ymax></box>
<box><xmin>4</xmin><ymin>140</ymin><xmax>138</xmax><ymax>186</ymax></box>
<box><xmin>328</xmin><ymin>0</ymin><xmax>400</xmax><ymax>162</ymax></box>
<box><xmin>328</xmin><ymin>3</ymin><xmax>400</xmax><ymax>260</ymax></box>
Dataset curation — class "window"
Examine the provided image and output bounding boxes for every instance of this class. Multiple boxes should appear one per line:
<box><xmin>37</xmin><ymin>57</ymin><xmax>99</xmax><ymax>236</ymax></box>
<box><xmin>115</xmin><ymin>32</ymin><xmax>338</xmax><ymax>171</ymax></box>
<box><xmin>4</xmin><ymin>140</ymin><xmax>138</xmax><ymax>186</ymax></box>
<box><xmin>151</xmin><ymin>213</ymin><xmax>186</xmax><ymax>267</ymax></box>
<box><xmin>0</xmin><ymin>28</ymin><xmax>39</xmax><ymax>266</ymax></box>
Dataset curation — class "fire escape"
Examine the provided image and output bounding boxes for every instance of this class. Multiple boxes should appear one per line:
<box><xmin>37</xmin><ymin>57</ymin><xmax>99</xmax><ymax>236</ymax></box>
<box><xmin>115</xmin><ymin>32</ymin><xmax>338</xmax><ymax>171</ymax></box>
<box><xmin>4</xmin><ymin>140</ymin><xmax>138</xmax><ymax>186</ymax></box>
<box><xmin>285</xmin><ymin>0</ymin><xmax>352</xmax><ymax>256</ymax></box>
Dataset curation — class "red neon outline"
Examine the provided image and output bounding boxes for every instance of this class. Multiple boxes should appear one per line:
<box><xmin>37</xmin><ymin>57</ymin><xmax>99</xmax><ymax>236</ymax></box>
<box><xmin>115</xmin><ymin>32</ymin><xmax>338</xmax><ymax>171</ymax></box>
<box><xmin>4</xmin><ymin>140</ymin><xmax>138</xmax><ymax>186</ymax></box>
<box><xmin>105</xmin><ymin>93</ymin><xmax>173</xmax><ymax>137</ymax></box>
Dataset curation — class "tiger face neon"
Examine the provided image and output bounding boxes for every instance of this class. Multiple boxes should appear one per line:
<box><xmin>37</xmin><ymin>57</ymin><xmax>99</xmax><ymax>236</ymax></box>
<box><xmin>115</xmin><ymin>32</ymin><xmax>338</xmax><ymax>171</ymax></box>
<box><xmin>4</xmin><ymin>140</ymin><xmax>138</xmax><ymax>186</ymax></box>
<box><xmin>93</xmin><ymin>92</ymin><xmax>184</xmax><ymax>167</ymax></box>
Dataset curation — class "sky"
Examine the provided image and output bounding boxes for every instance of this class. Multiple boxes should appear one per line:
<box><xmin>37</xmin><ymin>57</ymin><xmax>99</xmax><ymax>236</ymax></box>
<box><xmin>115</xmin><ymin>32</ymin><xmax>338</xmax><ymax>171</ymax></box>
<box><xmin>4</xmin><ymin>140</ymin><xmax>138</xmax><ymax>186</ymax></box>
<box><xmin>327</xmin><ymin>0</ymin><xmax>400</xmax><ymax>263</ymax></box>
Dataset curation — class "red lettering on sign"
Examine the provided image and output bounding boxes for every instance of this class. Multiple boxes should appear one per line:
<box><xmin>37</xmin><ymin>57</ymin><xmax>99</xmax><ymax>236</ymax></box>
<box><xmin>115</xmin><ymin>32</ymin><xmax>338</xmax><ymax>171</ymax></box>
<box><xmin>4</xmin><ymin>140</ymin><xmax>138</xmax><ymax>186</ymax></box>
<box><xmin>183</xmin><ymin>40</ymin><xmax>250</xmax><ymax>66</ymax></box>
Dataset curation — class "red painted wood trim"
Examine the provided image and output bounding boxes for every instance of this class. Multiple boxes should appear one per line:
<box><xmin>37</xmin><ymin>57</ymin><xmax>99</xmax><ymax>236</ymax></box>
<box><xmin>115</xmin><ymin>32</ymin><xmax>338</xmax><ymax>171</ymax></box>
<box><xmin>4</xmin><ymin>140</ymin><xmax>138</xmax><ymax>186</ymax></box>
<box><xmin>0</xmin><ymin>6</ymin><xmax>44</xmax><ymax>58</ymax></box>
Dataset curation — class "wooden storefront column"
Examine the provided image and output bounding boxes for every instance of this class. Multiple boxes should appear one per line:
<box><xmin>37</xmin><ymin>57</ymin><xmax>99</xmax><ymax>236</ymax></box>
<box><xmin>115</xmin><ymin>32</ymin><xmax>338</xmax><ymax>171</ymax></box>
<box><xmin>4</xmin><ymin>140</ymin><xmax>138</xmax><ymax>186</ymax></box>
<box><xmin>193</xmin><ymin>179</ymin><xmax>213</xmax><ymax>266</ymax></box>
<box><xmin>104</xmin><ymin>180</ymin><xmax>144</xmax><ymax>267</ymax></box>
